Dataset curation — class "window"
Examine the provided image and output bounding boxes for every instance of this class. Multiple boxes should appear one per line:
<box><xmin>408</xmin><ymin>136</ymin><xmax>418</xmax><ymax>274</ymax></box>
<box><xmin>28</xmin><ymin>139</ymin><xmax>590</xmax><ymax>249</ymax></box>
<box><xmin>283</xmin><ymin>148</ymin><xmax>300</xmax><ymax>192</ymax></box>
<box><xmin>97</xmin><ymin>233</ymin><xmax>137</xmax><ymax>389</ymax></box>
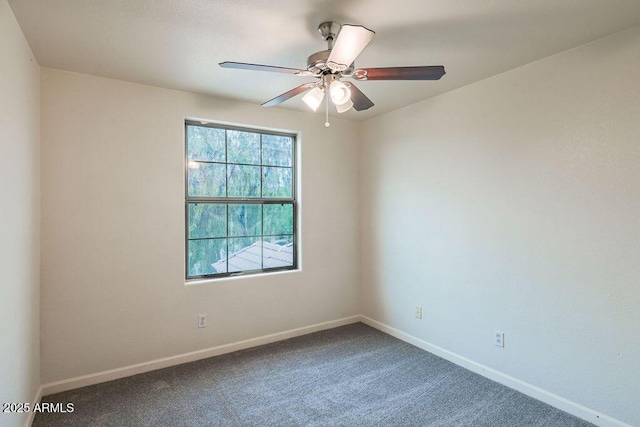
<box><xmin>185</xmin><ymin>121</ymin><xmax>297</xmax><ymax>279</ymax></box>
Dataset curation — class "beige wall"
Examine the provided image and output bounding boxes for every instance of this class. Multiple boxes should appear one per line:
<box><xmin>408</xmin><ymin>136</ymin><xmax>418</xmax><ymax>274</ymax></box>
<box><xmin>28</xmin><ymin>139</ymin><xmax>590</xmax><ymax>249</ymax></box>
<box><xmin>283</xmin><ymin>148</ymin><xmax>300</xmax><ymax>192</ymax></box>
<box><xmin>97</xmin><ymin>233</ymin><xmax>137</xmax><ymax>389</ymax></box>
<box><xmin>40</xmin><ymin>68</ymin><xmax>361</xmax><ymax>383</ymax></box>
<box><xmin>10</xmin><ymin>4</ymin><xmax>640</xmax><ymax>424</ymax></box>
<box><xmin>360</xmin><ymin>26</ymin><xmax>640</xmax><ymax>425</ymax></box>
<box><xmin>0</xmin><ymin>1</ymin><xmax>41</xmax><ymax>426</ymax></box>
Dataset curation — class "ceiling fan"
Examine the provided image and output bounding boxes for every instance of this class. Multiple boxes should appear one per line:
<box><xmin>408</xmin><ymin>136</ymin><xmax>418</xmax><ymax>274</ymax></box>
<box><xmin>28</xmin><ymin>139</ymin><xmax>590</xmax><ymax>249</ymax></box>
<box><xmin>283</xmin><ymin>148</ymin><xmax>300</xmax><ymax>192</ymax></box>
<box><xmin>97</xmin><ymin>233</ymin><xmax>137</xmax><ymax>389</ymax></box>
<box><xmin>220</xmin><ymin>21</ymin><xmax>445</xmax><ymax>122</ymax></box>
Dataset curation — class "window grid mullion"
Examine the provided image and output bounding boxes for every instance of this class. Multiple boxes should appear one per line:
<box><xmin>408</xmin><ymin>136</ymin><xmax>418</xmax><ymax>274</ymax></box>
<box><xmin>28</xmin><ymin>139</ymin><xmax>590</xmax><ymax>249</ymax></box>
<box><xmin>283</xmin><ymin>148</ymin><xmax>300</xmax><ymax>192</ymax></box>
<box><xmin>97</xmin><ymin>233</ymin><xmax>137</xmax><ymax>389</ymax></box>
<box><xmin>185</xmin><ymin>121</ymin><xmax>295</xmax><ymax>279</ymax></box>
<box><xmin>225</xmin><ymin>130</ymin><xmax>229</xmax><ymax>274</ymax></box>
<box><xmin>260</xmin><ymin>134</ymin><xmax>263</xmax><ymax>199</ymax></box>
<box><xmin>260</xmin><ymin>134</ymin><xmax>264</xmax><ymax>270</ymax></box>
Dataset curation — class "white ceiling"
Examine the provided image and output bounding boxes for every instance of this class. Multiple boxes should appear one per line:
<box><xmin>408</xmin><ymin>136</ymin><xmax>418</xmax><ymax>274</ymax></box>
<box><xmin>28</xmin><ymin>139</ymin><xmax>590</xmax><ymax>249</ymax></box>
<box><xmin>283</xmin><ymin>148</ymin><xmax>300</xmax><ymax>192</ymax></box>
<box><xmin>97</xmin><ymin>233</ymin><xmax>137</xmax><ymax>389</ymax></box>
<box><xmin>9</xmin><ymin>0</ymin><xmax>640</xmax><ymax>120</ymax></box>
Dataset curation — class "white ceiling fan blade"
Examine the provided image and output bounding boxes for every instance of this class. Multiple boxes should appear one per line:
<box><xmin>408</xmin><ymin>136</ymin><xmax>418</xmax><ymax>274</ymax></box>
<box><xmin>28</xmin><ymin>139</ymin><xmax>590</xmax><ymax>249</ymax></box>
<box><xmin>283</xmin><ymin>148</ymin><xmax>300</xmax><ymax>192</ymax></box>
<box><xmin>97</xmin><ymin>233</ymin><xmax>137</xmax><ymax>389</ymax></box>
<box><xmin>327</xmin><ymin>25</ymin><xmax>375</xmax><ymax>72</ymax></box>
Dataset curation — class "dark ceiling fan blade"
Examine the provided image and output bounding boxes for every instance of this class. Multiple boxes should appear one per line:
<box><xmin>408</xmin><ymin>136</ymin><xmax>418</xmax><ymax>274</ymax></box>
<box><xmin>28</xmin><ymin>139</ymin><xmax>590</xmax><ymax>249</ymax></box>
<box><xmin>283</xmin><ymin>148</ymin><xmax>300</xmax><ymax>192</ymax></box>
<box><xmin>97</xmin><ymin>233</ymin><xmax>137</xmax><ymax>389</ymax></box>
<box><xmin>219</xmin><ymin>61</ymin><xmax>315</xmax><ymax>76</ymax></box>
<box><xmin>262</xmin><ymin>82</ymin><xmax>317</xmax><ymax>107</ymax></box>
<box><xmin>345</xmin><ymin>82</ymin><xmax>374</xmax><ymax>111</ymax></box>
<box><xmin>351</xmin><ymin>66</ymin><xmax>446</xmax><ymax>81</ymax></box>
<box><xmin>326</xmin><ymin>24</ymin><xmax>375</xmax><ymax>72</ymax></box>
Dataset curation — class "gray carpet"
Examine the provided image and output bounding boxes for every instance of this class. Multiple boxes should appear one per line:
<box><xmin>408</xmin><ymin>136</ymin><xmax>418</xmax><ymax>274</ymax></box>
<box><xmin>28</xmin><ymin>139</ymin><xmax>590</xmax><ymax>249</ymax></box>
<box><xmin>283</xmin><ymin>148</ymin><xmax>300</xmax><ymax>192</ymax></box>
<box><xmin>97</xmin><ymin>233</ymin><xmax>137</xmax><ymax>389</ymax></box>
<box><xmin>34</xmin><ymin>323</ymin><xmax>594</xmax><ymax>426</ymax></box>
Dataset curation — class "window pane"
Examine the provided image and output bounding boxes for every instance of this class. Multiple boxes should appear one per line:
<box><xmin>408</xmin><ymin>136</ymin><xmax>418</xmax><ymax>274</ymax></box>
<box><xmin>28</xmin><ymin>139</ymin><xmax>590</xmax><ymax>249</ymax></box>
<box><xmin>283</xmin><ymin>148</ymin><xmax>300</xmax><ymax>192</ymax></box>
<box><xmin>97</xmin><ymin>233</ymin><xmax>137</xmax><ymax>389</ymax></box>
<box><xmin>227</xmin><ymin>237</ymin><xmax>261</xmax><ymax>272</ymax></box>
<box><xmin>227</xmin><ymin>130</ymin><xmax>260</xmax><ymax>165</ymax></box>
<box><xmin>187</xmin><ymin>125</ymin><xmax>225</xmax><ymax>162</ymax></box>
<box><xmin>262</xmin><ymin>167</ymin><xmax>292</xmax><ymax>198</ymax></box>
<box><xmin>263</xmin><ymin>236</ymin><xmax>294</xmax><ymax>269</ymax></box>
<box><xmin>185</xmin><ymin>122</ymin><xmax>296</xmax><ymax>279</ymax></box>
<box><xmin>264</xmin><ymin>203</ymin><xmax>293</xmax><ymax>235</ymax></box>
<box><xmin>189</xmin><ymin>238</ymin><xmax>227</xmax><ymax>276</ymax></box>
<box><xmin>228</xmin><ymin>204</ymin><xmax>262</xmax><ymax>237</ymax></box>
<box><xmin>188</xmin><ymin>203</ymin><xmax>226</xmax><ymax>239</ymax></box>
<box><xmin>188</xmin><ymin>162</ymin><xmax>226</xmax><ymax>197</ymax></box>
<box><xmin>262</xmin><ymin>134</ymin><xmax>293</xmax><ymax>167</ymax></box>
<box><xmin>227</xmin><ymin>164</ymin><xmax>260</xmax><ymax>197</ymax></box>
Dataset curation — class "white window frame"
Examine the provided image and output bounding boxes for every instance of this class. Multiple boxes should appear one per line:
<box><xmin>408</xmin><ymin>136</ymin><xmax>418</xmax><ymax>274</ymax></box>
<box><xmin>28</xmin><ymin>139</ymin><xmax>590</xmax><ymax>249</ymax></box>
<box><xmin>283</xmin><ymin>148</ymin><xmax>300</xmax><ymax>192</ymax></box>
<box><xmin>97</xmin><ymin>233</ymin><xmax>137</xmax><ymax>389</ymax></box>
<box><xmin>185</xmin><ymin>121</ymin><xmax>297</xmax><ymax>280</ymax></box>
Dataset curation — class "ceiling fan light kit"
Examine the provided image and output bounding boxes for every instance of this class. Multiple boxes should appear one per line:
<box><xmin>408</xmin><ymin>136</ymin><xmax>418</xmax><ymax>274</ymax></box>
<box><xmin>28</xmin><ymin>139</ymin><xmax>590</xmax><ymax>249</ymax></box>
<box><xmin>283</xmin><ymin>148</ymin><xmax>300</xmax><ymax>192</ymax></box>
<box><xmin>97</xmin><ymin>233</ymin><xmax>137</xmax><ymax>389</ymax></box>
<box><xmin>301</xmin><ymin>86</ymin><xmax>324</xmax><ymax>111</ymax></box>
<box><xmin>335</xmin><ymin>99</ymin><xmax>354</xmax><ymax>114</ymax></box>
<box><xmin>330</xmin><ymin>80</ymin><xmax>351</xmax><ymax>105</ymax></box>
<box><xmin>219</xmin><ymin>21</ymin><xmax>446</xmax><ymax>124</ymax></box>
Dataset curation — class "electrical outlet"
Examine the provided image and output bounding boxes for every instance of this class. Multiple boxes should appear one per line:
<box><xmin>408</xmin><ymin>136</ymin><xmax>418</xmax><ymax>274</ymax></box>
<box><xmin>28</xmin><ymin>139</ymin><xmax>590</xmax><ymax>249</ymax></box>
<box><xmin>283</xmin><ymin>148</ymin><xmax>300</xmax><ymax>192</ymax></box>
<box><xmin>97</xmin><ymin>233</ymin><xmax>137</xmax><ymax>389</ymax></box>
<box><xmin>198</xmin><ymin>314</ymin><xmax>207</xmax><ymax>328</ymax></box>
<box><xmin>415</xmin><ymin>306</ymin><xmax>423</xmax><ymax>319</ymax></box>
<box><xmin>494</xmin><ymin>330</ymin><xmax>504</xmax><ymax>348</ymax></box>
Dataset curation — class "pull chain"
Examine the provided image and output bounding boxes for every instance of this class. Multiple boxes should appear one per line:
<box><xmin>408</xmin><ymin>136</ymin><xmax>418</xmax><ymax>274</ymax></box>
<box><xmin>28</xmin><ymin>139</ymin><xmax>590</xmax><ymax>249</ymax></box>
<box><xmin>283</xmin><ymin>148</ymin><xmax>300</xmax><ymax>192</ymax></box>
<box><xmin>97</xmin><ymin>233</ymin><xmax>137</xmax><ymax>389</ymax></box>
<box><xmin>325</xmin><ymin>87</ymin><xmax>330</xmax><ymax>127</ymax></box>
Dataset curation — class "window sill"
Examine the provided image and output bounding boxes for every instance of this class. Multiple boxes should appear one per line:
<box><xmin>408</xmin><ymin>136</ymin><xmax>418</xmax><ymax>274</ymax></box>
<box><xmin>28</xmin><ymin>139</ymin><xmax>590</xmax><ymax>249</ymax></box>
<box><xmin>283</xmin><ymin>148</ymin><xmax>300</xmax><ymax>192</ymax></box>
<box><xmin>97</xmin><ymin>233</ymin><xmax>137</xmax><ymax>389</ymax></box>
<box><xmin>184</xmin><ymin>267</ymin><xmax>300</xmax><ymax>286</ymax></box>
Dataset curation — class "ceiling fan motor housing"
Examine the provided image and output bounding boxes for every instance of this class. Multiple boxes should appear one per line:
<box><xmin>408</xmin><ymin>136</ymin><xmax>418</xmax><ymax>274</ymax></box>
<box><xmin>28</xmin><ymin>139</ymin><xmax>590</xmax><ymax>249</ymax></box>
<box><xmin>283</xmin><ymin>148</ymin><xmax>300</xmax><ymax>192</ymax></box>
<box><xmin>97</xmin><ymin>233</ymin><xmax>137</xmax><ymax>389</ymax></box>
<box><xmin>307</xmin><ymin>50</ymin><xmax>331</xmax><ymax>75</ymax></box>
<box><xmin>307</xmin><ymin>50</ymin><xmax>355</xmax><ymax>76</ymax></box>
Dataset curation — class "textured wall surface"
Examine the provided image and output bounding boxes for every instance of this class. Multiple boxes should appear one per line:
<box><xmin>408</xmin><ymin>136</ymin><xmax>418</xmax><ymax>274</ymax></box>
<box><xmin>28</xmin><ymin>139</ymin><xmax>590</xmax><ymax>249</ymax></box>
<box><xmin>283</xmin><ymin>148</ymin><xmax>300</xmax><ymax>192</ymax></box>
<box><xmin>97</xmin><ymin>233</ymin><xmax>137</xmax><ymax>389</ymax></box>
<box><xmin>40</xmin><ymin>68</ymin><xmax>361</xmax><ymax>383</ymax></box>
<box><xmin>0</xmin><ymin>1</ymin><xmax>41</xmax><ymax>426</ymax></box>
<box><xmin>11</xmin><ymin>5</ymin><xmax>640</xmax><ymax>425</ymax></box>
<box><xmin>360</xmin><ymin>26</ymin><xmax>640</xmax><ymax>426</ymax></box>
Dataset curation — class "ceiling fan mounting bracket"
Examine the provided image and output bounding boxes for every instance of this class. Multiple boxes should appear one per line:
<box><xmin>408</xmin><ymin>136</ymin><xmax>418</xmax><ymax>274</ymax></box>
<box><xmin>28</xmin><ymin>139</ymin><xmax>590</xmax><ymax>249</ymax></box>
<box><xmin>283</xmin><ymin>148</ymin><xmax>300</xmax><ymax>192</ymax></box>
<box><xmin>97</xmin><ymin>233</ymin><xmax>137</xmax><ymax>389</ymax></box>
<box><xmin>317</xmin><ymin>21</ymin><xmax>342</xmax><ymax>49</ymax></box>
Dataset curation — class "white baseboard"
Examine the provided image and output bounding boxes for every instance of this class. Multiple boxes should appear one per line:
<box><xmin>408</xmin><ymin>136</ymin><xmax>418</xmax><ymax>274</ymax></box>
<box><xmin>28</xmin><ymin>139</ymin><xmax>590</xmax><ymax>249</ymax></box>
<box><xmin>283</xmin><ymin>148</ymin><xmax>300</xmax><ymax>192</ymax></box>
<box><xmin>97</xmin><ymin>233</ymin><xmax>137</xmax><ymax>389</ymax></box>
<box><xmin>38</xmin><ymin>314</ymin><xmax>631</xmax><ymax>427</ymax></box>
<box><xmin>24</xmin><ymin>385</ymin><xmax>42</xmax><ymax>427</ymax></box>
<box><xmin>41</xmin><ymin>315</ymin><xmax>361</xmax><ymax>396</ymax></box>
<box><xmin>359</xmin><ymin>315</ymin><xmax>631</xmax><ymax>427</ymax></box>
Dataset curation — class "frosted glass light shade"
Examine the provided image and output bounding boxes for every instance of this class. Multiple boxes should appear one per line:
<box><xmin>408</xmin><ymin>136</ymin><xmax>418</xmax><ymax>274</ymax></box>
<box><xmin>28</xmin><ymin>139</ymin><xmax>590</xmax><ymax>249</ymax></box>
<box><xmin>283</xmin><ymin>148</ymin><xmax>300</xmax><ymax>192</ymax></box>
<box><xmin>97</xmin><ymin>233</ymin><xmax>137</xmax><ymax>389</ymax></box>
<box><xmin>335</xmin><ymin>99</ymin><xmax>353</xmax><ymax>113</ymax></box>
<box><xmin>330</xmin><ymin>80</ymin><xmax>351</xmax><ymax>106</ymax></box>
<box><xmin>302</xmin><ymin>87</ymin><xmax>324</xmax><ymax>111</ymax></box>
